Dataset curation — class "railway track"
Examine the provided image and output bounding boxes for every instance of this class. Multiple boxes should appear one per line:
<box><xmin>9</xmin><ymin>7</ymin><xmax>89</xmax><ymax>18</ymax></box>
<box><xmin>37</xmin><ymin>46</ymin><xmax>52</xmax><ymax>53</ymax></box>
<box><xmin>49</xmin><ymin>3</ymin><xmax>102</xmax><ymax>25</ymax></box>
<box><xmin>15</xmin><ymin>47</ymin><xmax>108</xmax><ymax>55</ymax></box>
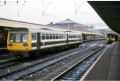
<box><xmin>0</xmin><ymin>40</ymin><xmax>106</xmax><ymax>80</ymax></box>
<box><xmin>0</xmin><ymin>44</ymin><xmax>99</xmax><ymax>81</ymax></box>
<box><xmin>0</xmin><ymin>48</ymin><xmax>9</xmax><ymax>56</ymax></box>
<box><xmin>0</xmin><ymin>54</ymin><xmax>12</xmax><ymax>60</ymax></box>
<box><xmin>51</xmin><ymin>45</ymin><xmax>108</xmax><ymax>81</ymax></box>
<box><xmin>20</xmin><ymin>44</ymin><xmax>106</xmax><ymax>80</ymax></box>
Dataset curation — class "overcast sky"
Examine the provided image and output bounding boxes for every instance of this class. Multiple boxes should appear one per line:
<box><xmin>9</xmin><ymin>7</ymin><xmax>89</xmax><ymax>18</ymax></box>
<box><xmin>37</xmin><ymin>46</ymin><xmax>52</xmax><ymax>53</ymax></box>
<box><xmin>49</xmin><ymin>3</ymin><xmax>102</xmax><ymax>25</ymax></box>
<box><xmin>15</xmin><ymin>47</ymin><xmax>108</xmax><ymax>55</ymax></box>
<box><xmin>0</xmin><ymin>0</ymin><xmax>108</xmax><ymax>29</ymax></box>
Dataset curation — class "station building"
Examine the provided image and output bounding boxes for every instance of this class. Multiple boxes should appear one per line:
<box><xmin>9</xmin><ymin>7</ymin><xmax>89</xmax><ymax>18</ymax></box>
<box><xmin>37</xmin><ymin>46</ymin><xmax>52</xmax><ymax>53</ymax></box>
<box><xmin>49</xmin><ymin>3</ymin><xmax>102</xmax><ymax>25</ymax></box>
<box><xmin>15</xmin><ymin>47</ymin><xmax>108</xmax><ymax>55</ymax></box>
<box><xmin>47</xmin><ymin>19</ymin><xmax>91</xmax><ymax>32</ymax></box>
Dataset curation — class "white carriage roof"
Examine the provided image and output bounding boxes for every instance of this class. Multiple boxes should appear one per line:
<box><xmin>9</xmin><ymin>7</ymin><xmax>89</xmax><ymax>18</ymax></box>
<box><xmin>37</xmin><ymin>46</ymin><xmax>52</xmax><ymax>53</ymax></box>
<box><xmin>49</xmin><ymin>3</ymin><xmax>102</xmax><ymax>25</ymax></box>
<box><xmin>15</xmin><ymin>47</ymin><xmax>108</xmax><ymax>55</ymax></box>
<box><xmin>29</xmin><ymin>28</ymin><xmax>65</xmax><ymax>34</ymax></box>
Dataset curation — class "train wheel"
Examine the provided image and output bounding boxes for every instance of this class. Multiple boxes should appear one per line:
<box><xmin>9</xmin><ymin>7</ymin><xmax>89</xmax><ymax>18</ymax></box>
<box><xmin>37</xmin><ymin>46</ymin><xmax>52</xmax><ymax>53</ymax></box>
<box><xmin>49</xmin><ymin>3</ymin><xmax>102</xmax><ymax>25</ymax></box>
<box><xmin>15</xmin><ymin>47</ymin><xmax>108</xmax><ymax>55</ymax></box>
<box><xmin>29</xmin><ymin>51</ymin><xmax>40</xmax><ymax>57</ymax></box>
<box><xmin>35</xmin><ymin>51</ymin><xmax>40</xmax><ymax>57</ymax></box>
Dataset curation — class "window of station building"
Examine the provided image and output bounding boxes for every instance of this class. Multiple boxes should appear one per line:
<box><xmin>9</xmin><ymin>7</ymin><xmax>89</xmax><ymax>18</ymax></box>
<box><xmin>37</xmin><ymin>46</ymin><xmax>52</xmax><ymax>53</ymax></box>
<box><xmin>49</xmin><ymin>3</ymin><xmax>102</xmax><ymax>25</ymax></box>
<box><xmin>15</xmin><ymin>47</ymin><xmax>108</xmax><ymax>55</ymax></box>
<box><xmin>32</xmin><ymin>33</ymin><xmax>36</xmax><ymax>40</ymax></box>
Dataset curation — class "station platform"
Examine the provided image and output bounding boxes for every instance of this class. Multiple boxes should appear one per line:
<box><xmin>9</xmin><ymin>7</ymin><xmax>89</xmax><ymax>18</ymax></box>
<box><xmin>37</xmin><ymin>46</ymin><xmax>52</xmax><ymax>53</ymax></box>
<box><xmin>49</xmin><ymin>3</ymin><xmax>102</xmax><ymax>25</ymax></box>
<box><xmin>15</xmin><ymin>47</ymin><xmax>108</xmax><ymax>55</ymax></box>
<box><xmin>0</xmin><ymin>47</ymin><xmax>7</xmax><ymax>50</ymax></box>
<box><xmin>84</xmin><ymin>41</ymin><xmax>120</xmax><ymax>80</ymax></box>
<box><xmin>0</xmin><ymin>46</ymin><xmax>7</xmax><ymax>49</ymax></box>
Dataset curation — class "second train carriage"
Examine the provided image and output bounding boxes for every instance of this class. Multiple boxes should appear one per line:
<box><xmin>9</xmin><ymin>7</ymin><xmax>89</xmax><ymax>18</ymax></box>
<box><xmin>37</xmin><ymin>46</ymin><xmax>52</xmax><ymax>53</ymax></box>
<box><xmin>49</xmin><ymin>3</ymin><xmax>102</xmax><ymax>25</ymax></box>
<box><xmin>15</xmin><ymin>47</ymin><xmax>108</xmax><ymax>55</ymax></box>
<box><xmin>107</xmin><ymin>33</ymin><xmax>118</xmax><ymax>44</ymax></box>
<box><xmin>81</xmin><ymin>31</ymin><xmax>105</xmax><ymax>41</ymax></box>
<box><xmin>7</xmin><ymin>28</ymin><xmax>82</xmax><ymax>57</ymax></box>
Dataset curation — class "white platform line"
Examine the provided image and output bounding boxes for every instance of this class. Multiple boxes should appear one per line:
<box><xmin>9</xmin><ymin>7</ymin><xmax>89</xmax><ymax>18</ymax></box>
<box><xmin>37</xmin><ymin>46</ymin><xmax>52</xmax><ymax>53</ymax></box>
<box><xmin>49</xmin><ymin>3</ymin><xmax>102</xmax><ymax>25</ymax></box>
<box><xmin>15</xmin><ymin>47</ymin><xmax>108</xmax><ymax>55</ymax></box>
<box><xmin>79</xmin><ymin>45</ymin><xmax>110</xmax><ymax>81</ymax></box>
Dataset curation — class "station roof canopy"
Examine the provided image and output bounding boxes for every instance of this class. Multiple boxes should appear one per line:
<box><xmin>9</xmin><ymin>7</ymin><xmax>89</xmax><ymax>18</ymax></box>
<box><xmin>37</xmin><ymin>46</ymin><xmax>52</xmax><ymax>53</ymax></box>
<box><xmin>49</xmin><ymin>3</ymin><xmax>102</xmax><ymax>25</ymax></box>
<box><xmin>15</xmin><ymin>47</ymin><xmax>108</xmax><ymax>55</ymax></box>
<box><xmin>0</xmin><ymin>18</ymin><xmax>102</xmax><ymax>35</ymax></box>
<box><xmin>88</xmin><ymin>1</ymin><xmax>120</xmax><ymax>34</ymax></box>
<box><xmin>0</xmin><ymin>18</ymin><xmax>67</xmax><ymax>31</ymax></box>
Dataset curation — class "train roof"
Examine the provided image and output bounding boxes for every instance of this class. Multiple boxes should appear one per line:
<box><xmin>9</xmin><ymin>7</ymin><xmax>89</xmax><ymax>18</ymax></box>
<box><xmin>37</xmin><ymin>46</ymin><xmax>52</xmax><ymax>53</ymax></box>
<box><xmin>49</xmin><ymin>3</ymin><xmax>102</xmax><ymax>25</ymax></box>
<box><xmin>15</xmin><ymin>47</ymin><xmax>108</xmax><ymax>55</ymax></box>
<box><xmin>29</xmin><ymin>28</ymin><xmax>65</xmax><ymax>34</ymax></box>
<box><xmin>80</xmin><ymin>31</ymin><xmax>103</xmax><ymax>36</ymax></box>
<box><xmin>10</xmin><ymin>28</ymin><xmax>65</xmax><ymax>34</ymax></box>
<box><xmin>9</xmin><ymin>28</ymin><xmax>84</xmax><ymax>35</ymax></box>
<box><xmin>65</xmin><ymin>31</ymin><xmax>82</xmax><ymax>35</ymax></box>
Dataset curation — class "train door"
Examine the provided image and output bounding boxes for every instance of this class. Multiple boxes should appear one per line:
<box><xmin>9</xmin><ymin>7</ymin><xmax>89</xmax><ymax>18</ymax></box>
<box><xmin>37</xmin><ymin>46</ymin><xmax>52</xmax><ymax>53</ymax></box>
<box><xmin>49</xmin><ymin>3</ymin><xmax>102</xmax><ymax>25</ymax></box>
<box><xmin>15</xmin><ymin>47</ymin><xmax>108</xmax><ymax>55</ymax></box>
<box><xmin>66</xmin><ymin>34</ymin><xmax>68</xmax><ymax>48</ymax></box>
<box><xmin>31</xmin><ymin>33</ymin><xmax>37</xmax><ymax>50</ymax></box>
<box><xmin>37</xmin><ymin>33</ymin><xmax>41</xmax><ymax>50</ymax></box>
<box><xmin>0</xmin><ymin>27</ymin><xmax>9</xmax><ymax>47</ymax></box>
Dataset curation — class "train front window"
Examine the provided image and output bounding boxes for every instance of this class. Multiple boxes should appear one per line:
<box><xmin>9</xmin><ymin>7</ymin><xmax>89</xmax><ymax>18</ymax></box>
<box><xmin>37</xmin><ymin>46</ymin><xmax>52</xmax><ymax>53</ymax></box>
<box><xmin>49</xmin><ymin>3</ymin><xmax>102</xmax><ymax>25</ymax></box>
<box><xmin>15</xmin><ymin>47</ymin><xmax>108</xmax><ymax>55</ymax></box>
<box><xmin>9</xmin><ymin>33</ymin><xmax>28</xmax><ymax>42</ymax></box>
<box><xmin>9</xmin><ymin>33</ymin><xmax>15</xmax><ymax>42</ymax></box>
<box><xmin>23</xmin><ymin>33</ymin><xmax>28</xmax><ymax>42</ymax></box>
<box><xmin>16</xmin><ymin>34</ymin><xmax>21</xmax><ymax>42</ymax></box>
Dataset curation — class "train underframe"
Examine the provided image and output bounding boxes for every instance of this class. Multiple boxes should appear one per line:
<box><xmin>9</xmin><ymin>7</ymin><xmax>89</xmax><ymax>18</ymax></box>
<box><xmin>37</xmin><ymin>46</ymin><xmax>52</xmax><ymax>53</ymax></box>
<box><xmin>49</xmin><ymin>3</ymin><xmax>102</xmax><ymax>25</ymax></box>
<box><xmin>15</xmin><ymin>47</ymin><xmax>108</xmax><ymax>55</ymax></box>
<box><xmin>14</xmin><ymin>43</ymin><xmax>80</xmax><ymax>58</ymax></box>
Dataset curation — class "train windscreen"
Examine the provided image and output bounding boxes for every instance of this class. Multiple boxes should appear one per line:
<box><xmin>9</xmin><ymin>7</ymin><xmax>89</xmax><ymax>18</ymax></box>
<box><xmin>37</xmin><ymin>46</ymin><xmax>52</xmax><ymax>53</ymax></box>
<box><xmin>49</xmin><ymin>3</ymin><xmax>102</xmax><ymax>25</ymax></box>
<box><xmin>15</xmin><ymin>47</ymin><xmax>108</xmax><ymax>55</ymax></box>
<box><xmin>9</xmin><ymin>33</ymin><xmax>28</xmax><ymax>42</ymax></box>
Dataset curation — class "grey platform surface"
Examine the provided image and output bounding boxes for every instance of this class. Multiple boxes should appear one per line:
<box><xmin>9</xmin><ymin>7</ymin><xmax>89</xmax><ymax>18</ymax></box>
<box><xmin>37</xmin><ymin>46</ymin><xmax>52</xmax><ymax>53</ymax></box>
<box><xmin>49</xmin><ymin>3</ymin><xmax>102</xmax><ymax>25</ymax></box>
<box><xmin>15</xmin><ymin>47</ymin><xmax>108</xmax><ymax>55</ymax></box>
<box><xmin>84</xmin><ymin>41</ymin><xmax>120</xmax><ymax>80</ymax></box>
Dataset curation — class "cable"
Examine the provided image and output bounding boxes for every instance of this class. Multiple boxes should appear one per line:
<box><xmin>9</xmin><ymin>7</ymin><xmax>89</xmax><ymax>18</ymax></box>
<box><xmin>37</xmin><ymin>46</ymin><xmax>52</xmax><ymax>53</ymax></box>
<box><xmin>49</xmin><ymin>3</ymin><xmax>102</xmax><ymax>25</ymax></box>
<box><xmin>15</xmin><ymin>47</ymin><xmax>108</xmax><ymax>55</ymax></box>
<box><xmin>18</xmin><ymin>1</ymin><xmax>26</xmax><ymax>16</ymax></box>
<box><xmin>42</xmin><ymin>1</ymin><xmax>52</xmax><ymax>16</ymax></box>
<box><xmin>75</xmin><ymin>1</ymin><xmax>84</xmax><ymax>14</ymax></box>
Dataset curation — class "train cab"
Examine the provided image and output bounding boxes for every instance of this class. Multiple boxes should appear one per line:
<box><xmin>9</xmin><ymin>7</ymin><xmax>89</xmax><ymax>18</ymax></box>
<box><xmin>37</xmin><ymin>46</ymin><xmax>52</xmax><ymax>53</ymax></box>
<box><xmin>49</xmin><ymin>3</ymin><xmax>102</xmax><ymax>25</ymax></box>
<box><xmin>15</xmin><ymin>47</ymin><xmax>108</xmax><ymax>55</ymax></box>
<box><xmin>107</xmin><ymin>34</ymin><xmax>118</xmax><ymax>44</ymax></box>
<box><xmin>7</xmin><ymin>28</ymin><xmax>31</xmax><ymax>52</ymax></box>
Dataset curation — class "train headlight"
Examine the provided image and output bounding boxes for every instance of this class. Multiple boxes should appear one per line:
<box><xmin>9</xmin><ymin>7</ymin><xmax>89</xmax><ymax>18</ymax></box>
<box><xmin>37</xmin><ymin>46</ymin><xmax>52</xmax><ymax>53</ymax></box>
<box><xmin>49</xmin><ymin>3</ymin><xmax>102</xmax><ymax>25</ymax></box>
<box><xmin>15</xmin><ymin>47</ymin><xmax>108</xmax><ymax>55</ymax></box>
<box><xmin>8</xmin><ymin>44</ymin><xmax>12</xmax><ymax>46</ymax></box>
<box><xmin>23</xmin><ymin>43</ymin><xmax>28</xmax><ymax>47</ymax></box>
<box><xmin>113</xmin><ymin>38</ymin><xmax>115</xmax><ymax>41</ymax></box>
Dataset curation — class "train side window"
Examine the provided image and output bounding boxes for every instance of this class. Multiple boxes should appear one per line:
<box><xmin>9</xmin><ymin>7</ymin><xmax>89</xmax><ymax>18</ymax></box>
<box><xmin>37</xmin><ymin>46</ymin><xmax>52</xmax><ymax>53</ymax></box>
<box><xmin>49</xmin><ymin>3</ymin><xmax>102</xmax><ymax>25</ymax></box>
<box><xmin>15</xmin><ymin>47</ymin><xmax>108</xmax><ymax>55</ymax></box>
<box><xmin>46</xmin><ymin>34</ymin><xmax>49</xmax><ymax>39</ymax></box>
<box><xmin>58</xmin><ymin>34</ymin><xmax>60</xmax><ymax>39</ymax></box>
<box><xmin>71</xmin><ymin>35</ymin><xmax>72</xmax><ymax>38</ymax></box>
<box><xmin>42</xmin><ymin>34</ymin><xmax>45</xmax><ymax>40</ymax></box>
<box><xmin>71</xmin><ymin>35</ymin><xmax>73</xmax><ymax>38</ymax></box>
<box><xmin>62</xmin><ymin>34</ymin><xmax>64</xmax><ymax>39</ymax></box>
<box><xmin>63</xmin><ymin>35</ymin><xmax>65</xmax><ymax>39</ymax></box>
<box><xmin>74</xmin><ymin>35</ymin><xmax>76</xmax><ymax>38</ymax></box>
<box><xmin>60</xmin><ymin>34</ymin><xmax>62</xmax><ymax>39</ymax></box>
<box><xmin>50</xmin><ymin>34</ymin><xmax>52</xmax><ymax>39</ymax></box>
<box><xmin>53</xmin><ymin>34</ymin><xmax>55</xmax><ymax>39</ymax></box>
<box><xmin>32</xmin><ymin>33</ymin><xmax>36</xmax><ymax>40</ymax></box>
<box><xmin>61</xmin><ymin>34</ymin><xmax>62</xmax><ymax>39</ymax></box>
<box><xmin>79</xmin><ymin>35</ymin><xmax>81</xmax><ymax>38</ymax></box>
<box><xmin>69</xmin><ymin>35</ymin><xmax>71</xmax><ymax>38</ymax></box>
<box><xmin>73</xmin><ymin>35</ymin><xmax>74</xmax><ymax>38</ymax></box>
<box><xmin>56</xmin><ymin>34</ymin><xmax>58</xmax><ymax>39</ymax></box>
